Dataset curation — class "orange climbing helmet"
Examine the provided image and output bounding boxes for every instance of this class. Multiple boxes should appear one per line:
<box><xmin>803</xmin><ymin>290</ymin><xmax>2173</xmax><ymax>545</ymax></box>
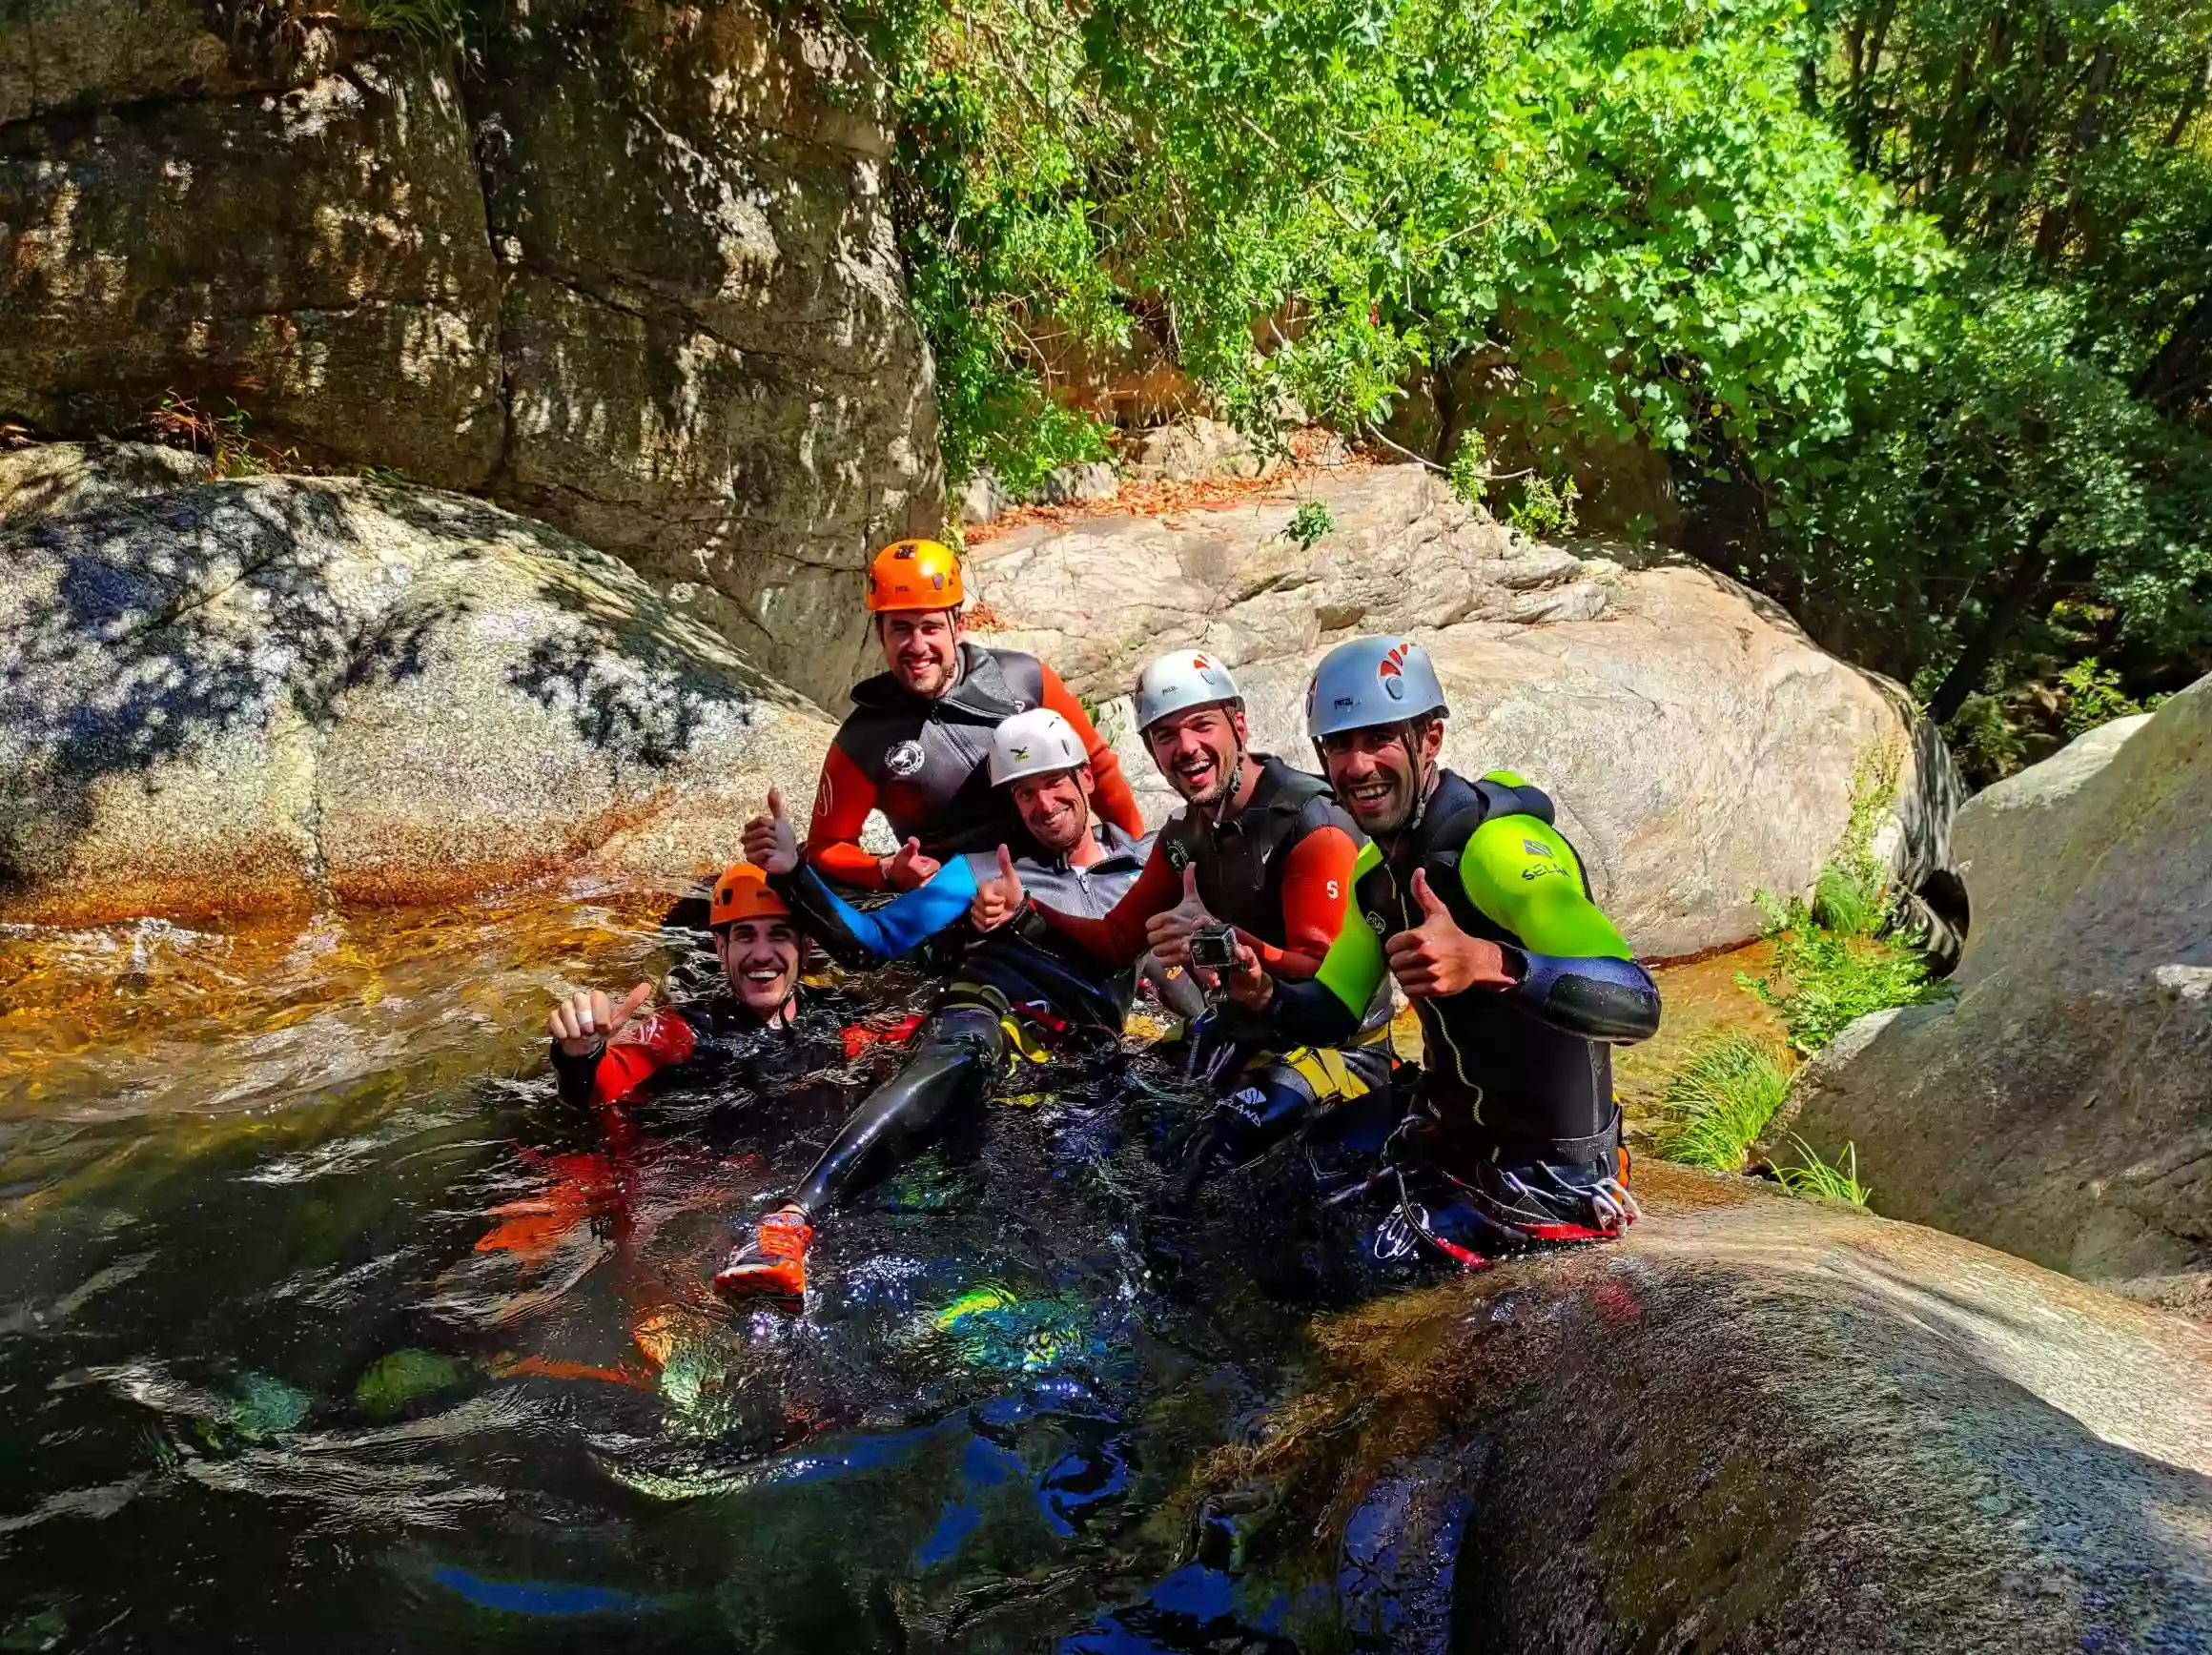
<box><xmin>865</xmin><ymin>538</ymin><xmax>964</xmax><ymax>613</ymax></box>
<box><xmin>708</xmin><ymin>861</ymin><xmax>791</xmax><ymax>929</ymax></box>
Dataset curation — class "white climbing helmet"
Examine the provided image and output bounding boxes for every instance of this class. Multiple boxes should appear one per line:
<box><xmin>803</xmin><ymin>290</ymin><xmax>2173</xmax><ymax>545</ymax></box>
<box><xmin>1131</xmin><ymin>650</ymin><xmax>1242</xmax><ymax>734</ymax></box>
<box><xmin>1304</xmin><ymin>635</ymin><xmax>1449</xmax><ymax>743</ymax></box>
<box><xmin>988</xmin><ymin>707</ymin><xmax>1089</xmax><ymax>786</ymax></box>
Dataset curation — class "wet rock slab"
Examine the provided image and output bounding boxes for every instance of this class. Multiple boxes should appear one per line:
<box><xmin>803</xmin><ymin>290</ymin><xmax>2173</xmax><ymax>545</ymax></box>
<box><xmin>1217</xmin><ymin>1165</ymin><xmax>2212</xmax><ymax>1653</ymax></box>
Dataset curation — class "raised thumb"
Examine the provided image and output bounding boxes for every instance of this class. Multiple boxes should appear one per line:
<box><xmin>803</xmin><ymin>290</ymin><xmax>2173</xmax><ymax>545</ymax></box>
<box><xmin>1411</xmin><ymin>867</ymin><xmax>1450</xmax><ymax>920</ymax></box>
<box><xmin>900</xmin><ymin>836</ymin><xmax>921</xmax><ymax>862</ymax></box>
<box><xmin>614</xmin><ymin>980</ymin><xmax>654</xmax><ymax>1025</ymax></box>
<box><xmin>768</xmin><ymin>785</ymin><xmax>786</xmax><ymax>821</ymax></box>
<box><xmin>995</xmin><ymin>843</ymin><xmax>1017</xmax><ymax>885</ymax></box>
<box><xmin>1181</xmin><ymin>864</ymin><xmax>1200</xmax><ymax>903</ymax></box>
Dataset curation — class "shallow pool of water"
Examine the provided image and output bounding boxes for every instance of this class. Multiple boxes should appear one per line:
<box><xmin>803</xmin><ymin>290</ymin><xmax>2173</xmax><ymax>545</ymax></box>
<box><xmin>1</xmin><ymin>896</ymin><xmax>1468</xmax><ymax>1652</ymax></box>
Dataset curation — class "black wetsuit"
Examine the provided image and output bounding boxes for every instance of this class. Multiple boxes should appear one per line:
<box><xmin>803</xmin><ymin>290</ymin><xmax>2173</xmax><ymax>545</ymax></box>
<box><xmin>1264</xmin><ymin>768</ymin><xmax>1662</xmax><ymax>1257</ymax></box>
<box><xmin>769</xmin><ymin>827</ymin><xmax>1151</xmax><ymax>1217</ymax></box>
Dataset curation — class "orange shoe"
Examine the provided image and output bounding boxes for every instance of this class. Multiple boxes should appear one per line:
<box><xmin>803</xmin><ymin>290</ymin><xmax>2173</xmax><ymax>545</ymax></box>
<box><xmin>713</xmin><ymin>1209</ymin><xmax>811</xmax><ymax>1301</ymax></box>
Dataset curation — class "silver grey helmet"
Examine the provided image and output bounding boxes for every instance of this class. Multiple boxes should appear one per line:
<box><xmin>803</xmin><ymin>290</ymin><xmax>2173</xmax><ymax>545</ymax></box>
<box><xmin>1131</xmin><ymin>650</ymin><xmax>1242</xmax><ymax>734</ymax></box>
<box><xmin>1304</xmin><ymin>636</ymin><xmax>1448</xmax><ymax>742</ymax></box>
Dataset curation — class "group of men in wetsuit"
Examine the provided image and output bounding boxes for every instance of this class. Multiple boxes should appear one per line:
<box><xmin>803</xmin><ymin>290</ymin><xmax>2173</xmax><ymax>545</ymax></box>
<box><xmin>546</xmin><ymin>536</ymin><xmax>1662</xmax><ymax>1303</ymax></box>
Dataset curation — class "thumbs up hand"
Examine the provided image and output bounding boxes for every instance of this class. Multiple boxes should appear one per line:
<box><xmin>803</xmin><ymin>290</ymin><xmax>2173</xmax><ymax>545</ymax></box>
<box><xmin>1144</xmin><ymin>864</ymin><xmax>1218</xmax><ymax>969</ymax></box>
<box><xmin>741</xmin><ymin>786</ymin><xmax>800</xmax><ymax>875</ymax></box>
<box><xmin>549</xmin><ymin>981</ymin><xmax>656</xmax><ymax>1058</ymax></box>
<box><xmin>882</xmin><ymin>836</ymin><xmax>942</xmax><ymax>890</ymax></box>
<box><xmin>970</xmin><ymin>843</ymin><xmax>1026</xmax><ymax>932</ymax></box>
<box><xmin>1384</xmin><ymin>868</ymin><xmax>1513</xmax><ymax>1000</ymax></box>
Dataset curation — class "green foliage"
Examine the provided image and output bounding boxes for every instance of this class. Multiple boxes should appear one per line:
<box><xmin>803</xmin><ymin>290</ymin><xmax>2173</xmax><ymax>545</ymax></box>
<box><xmin>1284</xmin><ymin>500</ymin><xmax>1335</xmax><ymax>550</ymax></box>
<box><xmin>858</xmin><ymin>0</ymin><xmax>2211</xmax><ymax>700</ymax></box>
<box><xmin>1776</xmin><ymin>1137</ymin><xmax>1871</xmax><ymax>1207</ymax></box>
<box><xmin>1941</xmin><ymin>692</ymin><xmax>2028</xmax><ymax>787</ymax></box>
<box><xmin>1445</xmin><ymin>430</ymin><xmax>1490</xmax><ymax>510</ymax></box>
<box><xmin>363</xmin><ymin>0</ymin><xmax>483</xmax><ymax>55</ymax></box>
<box><xmin>1742</xmin><ymin>874</ymin><xmax>1945</xmax><ymax>1056</ymax></box>
<box><xmin>1506</xmin><ymin>474</ymin><xmax>1581</xmax><ymax>540</ymax></box>
<box><xmin>2057</xmin><ymin>657</ymin><xmax>2154</xmax><ymax>738</ymax></box>
<box><xmin>1809</xmin><ymin>863</ymin><xmax>1875</xmax><ymax>938</ymax></box>
<box><xmin>1651</xmin><ymin>1031</ymin><xmax>1791</xmax><ymax>1172</ymax></box>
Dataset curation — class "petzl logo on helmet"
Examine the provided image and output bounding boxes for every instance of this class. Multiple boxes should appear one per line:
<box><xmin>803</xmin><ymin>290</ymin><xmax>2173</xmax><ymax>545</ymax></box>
<box><xmin>892</xmin><ymin>543</ymin><xmax>917</xmax><ymax>561</ymax></box>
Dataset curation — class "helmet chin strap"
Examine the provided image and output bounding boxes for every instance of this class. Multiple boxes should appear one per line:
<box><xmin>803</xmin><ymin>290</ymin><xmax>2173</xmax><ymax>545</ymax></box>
<box><xmin>1403</xmin><ymin>721</ymin><xmax>1436</xmax><ymax>833</ymax></box>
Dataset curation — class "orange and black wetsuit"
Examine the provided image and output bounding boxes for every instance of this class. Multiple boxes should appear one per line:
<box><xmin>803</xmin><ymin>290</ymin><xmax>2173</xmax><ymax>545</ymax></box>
<box><xmin>807</xmin><ymin>643</ymin><xmax>1142</xmax><ymax>889</ymax></box>
<box><xmin>1026</xmin><ymin>754</ymin><xmax>1396</xmax><ymax>1178</ymax></box>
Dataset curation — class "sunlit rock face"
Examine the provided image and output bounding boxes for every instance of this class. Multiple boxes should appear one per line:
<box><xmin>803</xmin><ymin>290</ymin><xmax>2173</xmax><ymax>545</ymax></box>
<box><xmin>0</xmin><ymin>0</ymin><xmax>938</xmax><ymax>705</ymax></box>
<box><xmin>0</xmin><ymin>445</ymin><xmax>832</xmax><ymax>924</ymax></box>
<box><xmin>1773</xmin><ymin>676</ymin><xmax>2212</xmax><ymax>1314</ymax></box>
<box><xmin>968</xmin><ymin>463</ymin><xmax>1947</xmax><ymax>959</ymax></box>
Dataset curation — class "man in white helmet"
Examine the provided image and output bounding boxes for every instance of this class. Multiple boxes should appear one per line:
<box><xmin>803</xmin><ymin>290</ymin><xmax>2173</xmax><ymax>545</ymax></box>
<box><xmin>710</xmin><ymin>708</ymin><xmax>1178</xmax><ymax>1300</ymax></box>
<box><xmin>972</xmin><ymin>651</ymin><xmax>1398</xmax><ymax>1196</ymax></box>
<box><xmin>1219</xmin><ymin>634</ymin><xmax>1662</xmax><ymax>1268</ymax></box>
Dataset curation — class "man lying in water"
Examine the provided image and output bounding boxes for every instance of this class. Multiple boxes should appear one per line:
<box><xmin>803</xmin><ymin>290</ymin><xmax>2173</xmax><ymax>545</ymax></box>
<box><xmin>713</xmin><ymin>708</ymin><xmax>1165</xmax><ymax>1302</ymax></box>
<box><xmin>546</xmin><ymin>861</ymin><xmax>874</xmax><ymax>1113</ymax></box>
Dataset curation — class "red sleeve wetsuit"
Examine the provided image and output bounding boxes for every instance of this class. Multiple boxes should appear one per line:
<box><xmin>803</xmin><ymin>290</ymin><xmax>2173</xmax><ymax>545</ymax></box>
<box><xmin>1038</xmin><ymin>754</ymin><xmax>1362</xmax><ymax>984</ymax></box>
<box><xmin>807</xmin><ymin>643</ymin><xmax>1141</xmax><ymax>889</ymax></box>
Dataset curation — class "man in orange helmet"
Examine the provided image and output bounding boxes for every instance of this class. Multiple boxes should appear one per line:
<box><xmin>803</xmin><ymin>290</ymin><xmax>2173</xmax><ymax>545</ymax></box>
<box><xmin>546</xmin><ymin>862</ymin><xmax>870</xmax><ymax>1113</ymax></box>
<box><xmin>805</xmin><ymin>538</ymin><xmax>1144</xmax><ymax>891</ymax></box>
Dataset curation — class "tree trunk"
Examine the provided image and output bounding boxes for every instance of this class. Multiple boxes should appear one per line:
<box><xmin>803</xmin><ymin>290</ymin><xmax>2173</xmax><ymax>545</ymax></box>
<box><xmin>2164</xmin><ymin>52</ymin><xmax>2211</xmax><ymax>146</ymax></box>
<box><xmin>2032</xmin><ymin>43</ymin><xmax>2119</xmax><ymax>268</ymax></box>
<box><xmin>2131</xmin><ymin>289</ymin><xmax>2212</xmax><ymax>415</ymax></box>
<box><xmin>1927</xmin><ymin>526</ymin><xmax>2058</xmax><ymax>724</ymax></box>
<box><xmin>1429</xmin><ymin>357</ymin><xmax>1465</xmax><ymax>470</ymax></box>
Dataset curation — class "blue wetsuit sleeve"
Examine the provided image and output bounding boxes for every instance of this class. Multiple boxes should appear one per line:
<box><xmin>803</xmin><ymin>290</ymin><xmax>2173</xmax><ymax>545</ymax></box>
<box><xmin>1506</xmin><ymin>949</ymin><xmax>1662</xmax><ymax>1042</ymax></box>
<box><xmin>773</xmin><ymin>859</ymin><xmax>980</xmax><ymax>968</ymax></box>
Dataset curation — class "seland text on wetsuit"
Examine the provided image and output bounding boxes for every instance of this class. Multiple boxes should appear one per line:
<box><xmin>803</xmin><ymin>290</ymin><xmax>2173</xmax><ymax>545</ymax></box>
<box><xmin>768</xmin><ymin>823</ymin><xmax>1154</xmax><ymax>1216</ymax></box>
<box><xmin>807</xmin><ymin>643</ymin><xmax>1144</xmax><ymax>889</ymax></box>
<box><xmin>1262</xmin><ymin>769</ymin><xmax>1661</xmax><ymax>1254</ymax></box>
<box><xmin>1033</xmin><ymin>754</ymin><xmax>1397</xmax><ymax>1165</ymax></box>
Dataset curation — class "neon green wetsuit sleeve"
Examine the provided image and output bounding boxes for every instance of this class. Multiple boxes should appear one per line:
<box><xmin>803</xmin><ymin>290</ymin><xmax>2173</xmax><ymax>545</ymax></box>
<box><xmin>1458</xmin><ymin>810</ymin><xmax>1658</xmax><ymax>1041</ymax></box>
<box><xmin>1263</xmin><ymin>841</ymin><xmax>1386</xmax><ymax>1046</ymax></box>
<box><xmin>1457</xmin><ymin>814</ymin><xmax>1635</xmax><ymax>958</ymax></box>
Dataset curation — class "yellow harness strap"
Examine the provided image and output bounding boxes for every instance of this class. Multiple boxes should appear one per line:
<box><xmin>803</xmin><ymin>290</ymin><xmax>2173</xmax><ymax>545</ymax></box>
<box><xmin>1274</xmin><ymin>1045</ymin><xmax>1371</xmax><ymax>1104</ymax></box>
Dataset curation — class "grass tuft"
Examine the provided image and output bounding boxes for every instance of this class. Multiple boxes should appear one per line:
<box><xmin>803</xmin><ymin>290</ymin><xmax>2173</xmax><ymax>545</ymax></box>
<box><xmin>1650</xmin><ymin>1031</ymin><xmax>1791</xmax><ymax>1173</ymax></box>
<box><xmin>1776</xmin><ymin>1137</ymin><xmax>1872</xmax><ymax>1207</ymax></box>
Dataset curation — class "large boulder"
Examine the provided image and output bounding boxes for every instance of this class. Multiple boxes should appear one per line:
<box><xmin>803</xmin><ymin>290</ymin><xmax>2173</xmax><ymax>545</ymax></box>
<box><xmin>1771</xmin><ymin>678</ymin><xmax>2212</xmax><ymax>1313</ymax></box>
<box><xmin>0</xmin><ymin>444</ymin><xmax>832</xmax><ymax>925</ymax></box>
<box><xmin>1210</xmin><ymin>1164</ymin><xmax>2212</xmax><ymax>1652</ymax></box>
<box><xmin>0</xmin><ymin>44</ymin><xmax>504</xmax><ymax>485</ymax></box>
<box><xmin>0</xmin><ymin>0</ymin><xmax>938</xmax><ymax>706</ymax></box>
<box><xmin>969</xmin><ymin>465</ymin><xmax>1925</xmax><ymax>958</ymax></box>
<box><xmin>471</xmin><ymin>0</ymin><xmax>940</xmax><ymax>705</ymax></box>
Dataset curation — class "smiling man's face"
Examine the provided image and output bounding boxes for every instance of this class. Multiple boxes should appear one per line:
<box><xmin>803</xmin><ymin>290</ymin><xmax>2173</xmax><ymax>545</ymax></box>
<box><xmin>715</xmin><ymin>918</ymin><xmax>802</xmax><ymax>1019</ymax></box>
<box><xmin>1319</xmin><ymin>718</ymin><xmax>1444</xmax><ymax>836</ymax></box>
<box><xmin>878</xmin><ymin>610</ymin><xmax>963</xmax><ymax>698</ymax></box>
<box><xmin>1010</xmin><ymin>766</ymin><xmax>1095</xmax><ymax>854</ymax></box>
<box><xmin>1142</xmin><ymin>703</ymin><xmax>1247</xmax><ymax>808</ymax></box>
